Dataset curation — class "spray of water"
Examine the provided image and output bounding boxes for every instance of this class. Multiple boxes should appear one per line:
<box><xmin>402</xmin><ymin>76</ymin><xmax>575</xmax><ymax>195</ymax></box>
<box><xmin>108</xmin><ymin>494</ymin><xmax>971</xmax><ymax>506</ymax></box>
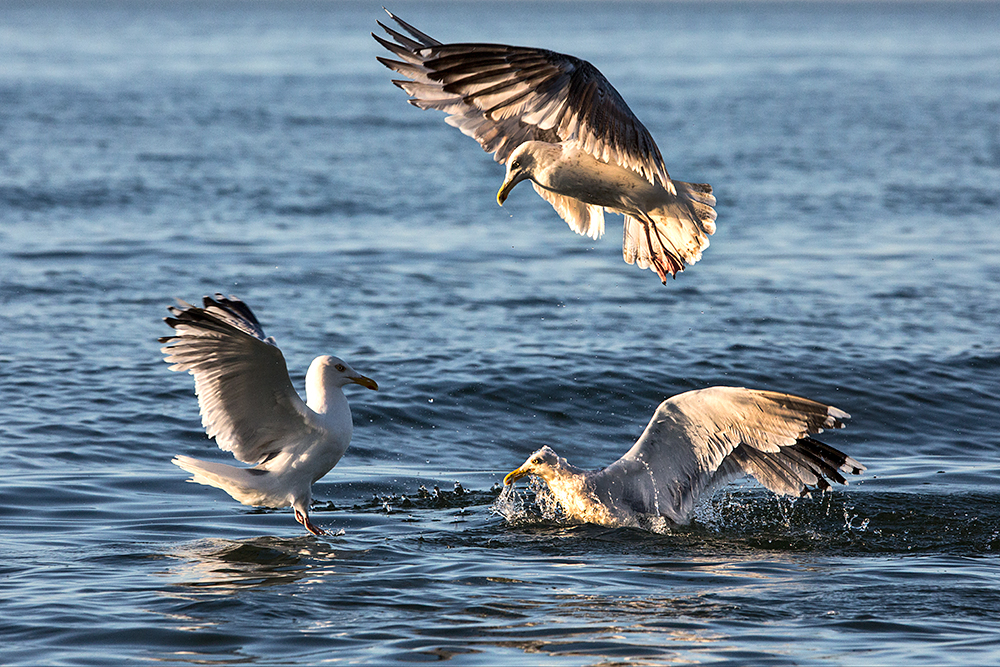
<box><xmin>489</xmin><ymin>482</ymin><xmax>529</xmax><ymax>523</ymax></box>
<box><xmin>492</xmin><ymin>475</ymin><xmax>675</xmax><ymax>533</ymax></box>
<box><xmin>489</xmin><ymin>477</ymin><xmax>574</xmax><ymax>525</ymax></box>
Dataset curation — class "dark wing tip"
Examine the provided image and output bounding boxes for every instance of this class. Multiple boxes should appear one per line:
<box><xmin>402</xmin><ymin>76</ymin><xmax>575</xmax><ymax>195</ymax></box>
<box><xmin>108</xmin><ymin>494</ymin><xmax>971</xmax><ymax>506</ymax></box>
<box><xmin>374</xmin><ymin>54</ymin><xmax>405</xmax><ymax>71</ymax></box>
<box><xmin>161</xmin><ymin>293</ymin><xmax>269</xmax><ymax>343</ymax></box>
<box><xmin>790</xmin><ymin>436</ymin><xmax>866</xmax><ymax>489</ymax></box>
<box><xmin>378</xmin><ymin>10</ymin><xmax>441</xmax><ymax>48</ymax></box>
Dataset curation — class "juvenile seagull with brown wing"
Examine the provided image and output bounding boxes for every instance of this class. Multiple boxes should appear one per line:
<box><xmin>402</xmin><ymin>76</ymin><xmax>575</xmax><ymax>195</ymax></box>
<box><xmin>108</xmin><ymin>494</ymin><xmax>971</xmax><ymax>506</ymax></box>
<box><xmin>374</xmin><ymin>11</ymin><xmax>718</xmax><ymax>284</ymax></box>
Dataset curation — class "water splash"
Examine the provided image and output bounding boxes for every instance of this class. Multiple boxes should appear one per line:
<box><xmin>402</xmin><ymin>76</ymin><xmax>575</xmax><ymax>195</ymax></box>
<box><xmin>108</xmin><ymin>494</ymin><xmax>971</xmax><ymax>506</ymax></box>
<box><xmin>489</xmin><ymin>482</ymin><xmax>529</xmax><ymax>523</ymax></box>
<box><xmin>491</xmin><ymin>476</ymin><xmax>674</xmax><ymax>533</ymax></box>
<box><xmin>489</xmin><ymin>477</ymin><xmax>567</xmax><ymax>525</ymax></box>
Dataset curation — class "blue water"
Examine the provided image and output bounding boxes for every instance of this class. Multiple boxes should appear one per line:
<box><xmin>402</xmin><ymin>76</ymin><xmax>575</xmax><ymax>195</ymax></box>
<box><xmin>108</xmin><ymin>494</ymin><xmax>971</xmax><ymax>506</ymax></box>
<box><xmin>2</xmin><ymin>0</ymin><xmax>1000</xmax><ymax>664</ymax></box>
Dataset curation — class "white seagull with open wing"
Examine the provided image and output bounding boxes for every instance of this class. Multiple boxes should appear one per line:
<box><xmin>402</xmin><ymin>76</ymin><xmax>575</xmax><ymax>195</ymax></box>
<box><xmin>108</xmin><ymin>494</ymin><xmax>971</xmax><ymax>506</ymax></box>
<box><xmin>504</xmin><ymin>387</ymin><xmax>865</xmax><ymax>527</ymax></box>
<box><xmin>161</xmin><ymin>294</ymin><xmax>377</xmax><ymax>536</ymax></box>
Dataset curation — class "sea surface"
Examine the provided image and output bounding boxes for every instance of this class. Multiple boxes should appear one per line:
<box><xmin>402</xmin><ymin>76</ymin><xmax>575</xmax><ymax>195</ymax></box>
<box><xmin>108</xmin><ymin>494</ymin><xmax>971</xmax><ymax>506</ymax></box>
<box><xmin>2</xmin><ymin>1</ymin><xmax>1000</xmax><ymax>664</ymax></box>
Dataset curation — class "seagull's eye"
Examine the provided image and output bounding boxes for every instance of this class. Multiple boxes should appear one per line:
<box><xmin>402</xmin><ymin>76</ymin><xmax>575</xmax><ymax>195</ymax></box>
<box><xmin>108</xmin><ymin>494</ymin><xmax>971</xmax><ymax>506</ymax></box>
<box><xmin>532</xmin><ymin>457</ymin><xmax>542</xmax><ymax>465</ymax></box>
<box><xmin>511</xmin><ymin>160</ymin><xmax>520</xmax><ymax>169</ymax></box>
<box><xmin>335</xmin><ymin>364</ymin><xmax>346</xmax><ymax>372</ymax></box>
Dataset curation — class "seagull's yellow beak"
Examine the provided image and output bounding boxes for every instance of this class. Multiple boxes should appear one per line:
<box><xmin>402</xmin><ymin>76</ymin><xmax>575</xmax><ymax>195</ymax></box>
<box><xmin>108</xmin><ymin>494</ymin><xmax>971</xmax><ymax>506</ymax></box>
<box><xmin>497</xmin><ymin>178</ymin><xmax>515</xmax><ymax>206</ymax></box>
<box><xmin>350</xmin><ymin>375</ymin><xmax>379</xmax><ymax>391</ymax></box>
<box><xmin>503</xmin><ymin>465</ymin><xmax>529</xmax><ymax>486</ymax></box>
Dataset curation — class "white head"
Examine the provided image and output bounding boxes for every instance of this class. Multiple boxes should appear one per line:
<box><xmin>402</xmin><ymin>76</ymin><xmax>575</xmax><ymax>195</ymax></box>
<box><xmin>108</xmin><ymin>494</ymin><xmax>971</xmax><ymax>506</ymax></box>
<box><xmin>497</xmin><ymin>142</ymin><xmax>549</xmax><ymax>206</ymax></box>
<box><xmin>503</xmin><ymin>445</ymin><xmax>572</xmax><ymax>486</ymax></box>
<box><xmin>305</xmin><ymin>355</ymin><xmax>377</xmax><ymax>411</ymax></box>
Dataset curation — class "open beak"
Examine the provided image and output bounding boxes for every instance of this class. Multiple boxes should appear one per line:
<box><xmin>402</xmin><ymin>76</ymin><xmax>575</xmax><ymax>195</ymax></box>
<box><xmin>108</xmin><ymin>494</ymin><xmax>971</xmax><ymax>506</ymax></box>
<box><xmin>503</xmin><ymin>465</ymin><xmax>529</xmax><ymax>486</ymax></box>
<box><xmin>350</xmin><ymin>375</ymin><xmax>379</xmax><ymax>391</ymax></box>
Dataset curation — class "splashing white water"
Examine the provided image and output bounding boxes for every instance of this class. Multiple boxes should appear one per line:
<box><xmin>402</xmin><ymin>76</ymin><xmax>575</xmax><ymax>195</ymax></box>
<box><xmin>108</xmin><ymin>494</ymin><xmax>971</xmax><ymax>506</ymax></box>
<box><xmin>489</xmin><ymin>477</ymin><xmax>561</xmax><ymax>524</ymax></box>
<box><xmin>489</xmin><ymin>482</ymin><xmax>531</xmax><ymax>523</ymax></box>
<box><xmin>492</xmin><ymin>476</ymin><xmax>674</xmax><ymax>533</ymax></box>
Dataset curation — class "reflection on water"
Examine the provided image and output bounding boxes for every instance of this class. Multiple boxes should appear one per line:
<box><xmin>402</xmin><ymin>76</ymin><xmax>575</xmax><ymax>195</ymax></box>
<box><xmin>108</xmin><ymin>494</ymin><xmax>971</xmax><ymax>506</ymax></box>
<box><xmin>163</xmin><ymin>537</ymin><xmax>344</xmax><ymax>592</ymax></box>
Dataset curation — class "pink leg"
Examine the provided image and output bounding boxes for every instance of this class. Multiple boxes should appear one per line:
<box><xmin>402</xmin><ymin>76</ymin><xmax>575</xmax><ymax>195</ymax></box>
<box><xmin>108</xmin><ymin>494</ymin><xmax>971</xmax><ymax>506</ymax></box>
<box><xmin>646</xmin><ymin>221</ymin><xmax>682</xmax><ymax>282</ymax></box>
<box><xmin>294</xmin><ymin>508</ymin><xmax>326</xmax><ymax>536</ymax></box>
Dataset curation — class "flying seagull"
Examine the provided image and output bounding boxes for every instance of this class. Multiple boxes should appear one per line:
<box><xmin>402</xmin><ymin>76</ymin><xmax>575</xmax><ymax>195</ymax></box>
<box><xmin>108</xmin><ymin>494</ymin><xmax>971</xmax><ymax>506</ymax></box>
<box><xmin>503</xmin><ymin>387</ymin><xmax>864</xmax><ymax>527</ymax></box>
<box><xmin>374</xmin><ymin>10</ymin><xmax>718</xmax><ymax>284</ymax></box>
<box><xmin>160</xmin><ymin>294</ymin><xmax>378</xmax><ymax>536</ymax></box>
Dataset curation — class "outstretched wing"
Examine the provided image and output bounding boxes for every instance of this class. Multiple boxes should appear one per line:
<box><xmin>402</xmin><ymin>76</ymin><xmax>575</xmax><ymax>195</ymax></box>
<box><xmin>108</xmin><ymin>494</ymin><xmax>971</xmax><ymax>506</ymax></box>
<box><xmin>160</xmin><ymin>294</ymin><xmax>316</xmax><ymax>464</ymax></box>
<box><xmin>594</xmin><ymin>387</ymin><xmax>863</xmax><ymax>523</ymax></box>
<box><xmin>373</xmin><ymin>11</ymin><xmax>671</xmax><ymax>189</ymax></box>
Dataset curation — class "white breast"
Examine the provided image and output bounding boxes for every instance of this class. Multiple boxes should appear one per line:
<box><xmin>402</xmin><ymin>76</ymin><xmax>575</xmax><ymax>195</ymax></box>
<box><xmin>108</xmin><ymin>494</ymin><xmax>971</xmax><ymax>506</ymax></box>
<box><xmin>540</xmin><ymin>147</ymin><xmax>670</xmax><ymax>213</ymax></box>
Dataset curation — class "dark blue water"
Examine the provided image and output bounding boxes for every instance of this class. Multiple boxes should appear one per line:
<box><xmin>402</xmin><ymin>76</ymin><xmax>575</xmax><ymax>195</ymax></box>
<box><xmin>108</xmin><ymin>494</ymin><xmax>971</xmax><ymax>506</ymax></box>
<box><xmin>2</xmin><ymin>1</ymin><xmax>1000</xmax><ymax>664</ymax></box>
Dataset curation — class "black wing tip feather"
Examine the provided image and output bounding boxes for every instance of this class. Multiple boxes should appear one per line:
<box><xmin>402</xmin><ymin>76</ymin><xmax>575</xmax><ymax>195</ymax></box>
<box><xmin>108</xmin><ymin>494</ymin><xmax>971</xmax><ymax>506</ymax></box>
<box><xmin>735</xmin><ymin>431</ymin><xmax>865</xmax><ymax>501</ymax></box>
<box><xmin>372</xmin><ymin>32</ymin><xmax>413</xmax><ymax>61</ymax></box>
<box><xmin>207</xmin><ymin>293</ymin><xmax>265</xmax><ymax>332</ymax></box>
<box><xmin>160</xmin><ymin>293</ymin><xmax>267</xmax><ymax>342</ymax></box>
<box><xmin>788</xmin><ymin>436</ymin><xmax>866</xmax><ymax>498</ymax></box>
<box><xmin>798</xmin><ymin>436</ymin><xmax>866</xmax><ymax>474</ymax></box>
<box><xmin>378</xmin><ymin>9</ymin><xmax>441</xmax><ymax>48</ymax></box>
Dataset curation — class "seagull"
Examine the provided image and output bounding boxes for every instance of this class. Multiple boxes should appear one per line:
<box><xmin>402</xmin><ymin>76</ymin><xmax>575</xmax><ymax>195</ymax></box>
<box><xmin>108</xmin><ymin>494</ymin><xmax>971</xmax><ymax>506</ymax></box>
<box><xmin>374</xmin><ymin>11</ymin><xmax>718</xmax><ymax>284</ymax></box>
<box><xmin>503</xmin><ymin>387</ymin><xmax>865</xmax><ymax>527</ymax></box>
<box><xmin>160</xmin><ymin>294</ymin><xmax>378</xmax><ymax>536</ymax></box>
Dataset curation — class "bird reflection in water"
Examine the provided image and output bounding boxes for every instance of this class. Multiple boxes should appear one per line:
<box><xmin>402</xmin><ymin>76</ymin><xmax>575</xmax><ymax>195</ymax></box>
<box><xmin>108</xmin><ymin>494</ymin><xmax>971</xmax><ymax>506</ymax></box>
<box><xmin>162</xmin><ymin>536</ymin><xmax>341</xmax><ymax>592</ymax></box>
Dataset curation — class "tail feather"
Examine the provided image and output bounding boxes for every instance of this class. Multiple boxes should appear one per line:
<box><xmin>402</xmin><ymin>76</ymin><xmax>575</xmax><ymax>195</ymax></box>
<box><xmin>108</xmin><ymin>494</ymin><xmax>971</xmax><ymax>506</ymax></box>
<box><xmin>677</xmin><ymin>181</ymin><xmax>718</xmax><ymax>235</ymax></box>
<box><xmin>622</xmin><ymin>181</ymin><xmax>717</xmax><ymax>283</ymax></box>
<box><xmin>172</xmin><ymin>455</ymin><xmax>284</xmax><ymax>509</ymax></box>
<box><xmin>622</xmin><ymin>181</ymin><xmax>716</xmax><ymax>284</ymax></box>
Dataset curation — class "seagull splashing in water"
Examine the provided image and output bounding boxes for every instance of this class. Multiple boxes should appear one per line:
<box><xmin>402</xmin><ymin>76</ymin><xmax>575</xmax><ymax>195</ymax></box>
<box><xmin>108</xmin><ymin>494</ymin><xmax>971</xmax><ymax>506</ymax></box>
<box><xmin>374</xmin><ymin>11</ymin><xmax>718</xmax><ymax>284</ymax></box>
<box><xmin>160</xmin><ymin>294</ymin><xmax>378</xmax><ymax>536</ymax></box>
<box><xmin>502</xmin><ymin>387</ymin><xmax>865</xmax><ymax>529</ymax></box>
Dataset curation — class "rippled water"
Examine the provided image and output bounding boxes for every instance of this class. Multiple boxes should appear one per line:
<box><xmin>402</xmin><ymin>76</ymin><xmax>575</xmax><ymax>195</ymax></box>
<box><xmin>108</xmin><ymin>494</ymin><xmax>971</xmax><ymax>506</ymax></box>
<box><xmin>3</xmin><ymin>1</ymin><xmax>1000</xmax><ymax>664</ymax></box>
